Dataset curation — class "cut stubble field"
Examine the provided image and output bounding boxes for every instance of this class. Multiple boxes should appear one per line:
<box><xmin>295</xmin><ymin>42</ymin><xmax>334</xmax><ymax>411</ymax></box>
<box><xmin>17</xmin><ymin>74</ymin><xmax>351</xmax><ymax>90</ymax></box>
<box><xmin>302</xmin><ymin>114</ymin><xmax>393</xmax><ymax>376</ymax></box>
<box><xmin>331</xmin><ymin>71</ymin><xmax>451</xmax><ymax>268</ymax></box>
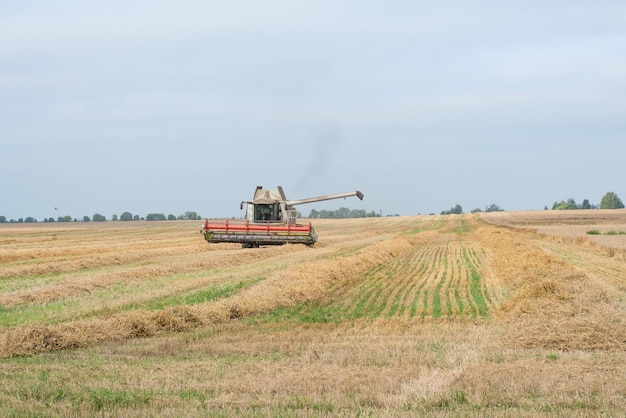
<box><xmin>0</xmin><ymin>213</ymin><xmax>625</xmax><ymax>416</ymax></box>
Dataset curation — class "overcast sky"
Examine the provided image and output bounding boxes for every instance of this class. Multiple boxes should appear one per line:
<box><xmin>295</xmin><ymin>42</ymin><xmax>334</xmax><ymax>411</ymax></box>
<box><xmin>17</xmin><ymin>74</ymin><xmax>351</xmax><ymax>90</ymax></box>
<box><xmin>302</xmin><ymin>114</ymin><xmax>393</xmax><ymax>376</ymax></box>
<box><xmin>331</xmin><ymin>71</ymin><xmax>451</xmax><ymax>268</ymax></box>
<box><xmin>2</xmin><ymin>1</ymin><xmax>625</xmax><ymax>220</ymax></box>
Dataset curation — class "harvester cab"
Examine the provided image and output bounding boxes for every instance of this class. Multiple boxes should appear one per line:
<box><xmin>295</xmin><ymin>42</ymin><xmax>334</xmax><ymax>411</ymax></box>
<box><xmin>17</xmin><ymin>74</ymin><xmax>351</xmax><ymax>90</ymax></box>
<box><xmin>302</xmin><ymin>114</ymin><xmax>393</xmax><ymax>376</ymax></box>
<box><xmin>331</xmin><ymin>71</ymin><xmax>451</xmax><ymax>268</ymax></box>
<box><xmin>202</xmin><ymin>185</ymin><xmax>364</xmax><ymax>248</ymax></box>
<box><xmin>241</xmin><ymin>186</ymin><xmax>290</xmax><ymax>223</ymax></box>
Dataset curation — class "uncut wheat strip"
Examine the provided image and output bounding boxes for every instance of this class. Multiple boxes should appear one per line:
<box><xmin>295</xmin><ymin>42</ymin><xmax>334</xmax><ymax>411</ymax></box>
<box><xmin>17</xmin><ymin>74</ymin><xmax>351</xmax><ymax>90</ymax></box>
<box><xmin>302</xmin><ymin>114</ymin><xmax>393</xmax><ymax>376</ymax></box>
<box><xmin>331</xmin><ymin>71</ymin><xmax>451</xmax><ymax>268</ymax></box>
<box><xmin>0</xmin><ymin>237</ymin><xmax>415</xmax><ymax>357</ymax></box>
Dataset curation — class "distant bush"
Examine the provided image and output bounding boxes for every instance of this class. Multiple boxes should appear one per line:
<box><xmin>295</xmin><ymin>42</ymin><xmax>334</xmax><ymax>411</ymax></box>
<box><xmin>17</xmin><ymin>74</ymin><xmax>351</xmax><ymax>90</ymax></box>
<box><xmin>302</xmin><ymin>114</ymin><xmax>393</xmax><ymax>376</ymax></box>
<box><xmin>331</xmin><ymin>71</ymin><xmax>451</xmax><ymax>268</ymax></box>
<box><xmin>485</xmin><ymin>204</ymin><xmax>504</xmax><ymax>212</ymax></box>
<box><xmin>441</xmin><ymin>204</ymin><xmax>463</xmax><ymax>215</ymax></box>
<box><xmin>586</xmin><ymin>229</ymin><xmax>625</xmax><ymax>236</ymax></box>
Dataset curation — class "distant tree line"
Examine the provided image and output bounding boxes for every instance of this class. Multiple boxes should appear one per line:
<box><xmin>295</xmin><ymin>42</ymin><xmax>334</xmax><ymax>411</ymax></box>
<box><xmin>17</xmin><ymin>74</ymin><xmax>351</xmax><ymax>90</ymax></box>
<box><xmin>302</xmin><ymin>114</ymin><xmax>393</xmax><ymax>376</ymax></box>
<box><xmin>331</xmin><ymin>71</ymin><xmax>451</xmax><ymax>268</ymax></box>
<box><xmin>441</xmin><ymin>204</ymin><xmax>464</xmax><ymax>215</ymax></box>
<box><xmin>551</xmin><ymin>192</ymin><xmax>624</xmax><ymax>210</ymax></box>
<box><xmin>0</xmin><ymin>211</ymin><xmax>202</xmax><ymax>224</ymax></box>
<box><xmin>551</xmin><ymin>198</ymin><xmax>594</xmax><ymax>210</ymax></box>
<box><xmin>307</xmin><ymin>207</ymin><xmax>381</xmax><ymax>219</ymax></box>
<box><xmin>438</xmin><ymin>192</ymin><xmax>624</xmax><ymax>215</ymax></box>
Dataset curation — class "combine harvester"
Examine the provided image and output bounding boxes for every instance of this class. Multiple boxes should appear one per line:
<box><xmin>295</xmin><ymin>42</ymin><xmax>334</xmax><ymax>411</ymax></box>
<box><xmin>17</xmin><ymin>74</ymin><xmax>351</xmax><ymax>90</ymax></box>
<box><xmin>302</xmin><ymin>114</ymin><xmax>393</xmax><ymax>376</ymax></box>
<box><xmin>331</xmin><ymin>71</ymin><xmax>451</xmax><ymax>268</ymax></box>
<box><xmin>201</xmin><ymin>186</ymin><xmax>364</xmax><ymax>248</ymax></box>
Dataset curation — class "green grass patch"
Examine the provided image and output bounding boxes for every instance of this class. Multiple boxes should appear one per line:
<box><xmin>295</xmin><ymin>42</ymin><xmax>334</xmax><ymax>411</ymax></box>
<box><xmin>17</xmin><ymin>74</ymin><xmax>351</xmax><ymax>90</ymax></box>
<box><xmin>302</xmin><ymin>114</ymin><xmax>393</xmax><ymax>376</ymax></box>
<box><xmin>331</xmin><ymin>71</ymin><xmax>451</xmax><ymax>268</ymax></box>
<box><xmin>587</xmin><ymin>229</ymin><xmax>626</xmax><ymax>235</ymax></box>
<box><xmin>140</xmin><ymin>280</ymin><xmax>253</xmax><ymax>311</ymax></box>
<box><xmin>85</xmin><ymin>387</ymin><xmax>153</xmax><ymax>411</ymax></box>
<box><xmin>462</xmin><ymin>247</ymin><xmax>489</xmax><ymax>319</ymax></box>
<box><xmin>259</xmin><ymin>302</ymin><xmax>341</xmax><ymax>324</ymax></box>
<box><xmin>0</xmin><ymin>270</ymin><xmax>263</xmax><ymax>329</ymax></box>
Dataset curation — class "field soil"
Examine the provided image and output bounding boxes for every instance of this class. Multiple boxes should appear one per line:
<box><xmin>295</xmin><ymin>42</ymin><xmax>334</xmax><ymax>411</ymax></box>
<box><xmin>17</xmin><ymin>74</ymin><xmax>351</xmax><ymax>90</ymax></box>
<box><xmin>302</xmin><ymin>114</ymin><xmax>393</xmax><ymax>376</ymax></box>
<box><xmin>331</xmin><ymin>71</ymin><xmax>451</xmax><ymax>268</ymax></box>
<box><xmin>0</xmin><ymin>212</ymin><xmax>625</xmax><ymax>416</ymax></box>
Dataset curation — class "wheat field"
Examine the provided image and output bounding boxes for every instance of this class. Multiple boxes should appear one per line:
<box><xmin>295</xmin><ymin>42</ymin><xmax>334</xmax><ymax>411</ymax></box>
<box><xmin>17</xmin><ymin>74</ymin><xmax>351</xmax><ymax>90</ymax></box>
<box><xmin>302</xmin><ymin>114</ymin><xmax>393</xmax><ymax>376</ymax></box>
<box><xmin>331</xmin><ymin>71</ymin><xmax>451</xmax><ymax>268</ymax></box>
<box><xmin>0</xmin><ymin>212</ymin><xmax>625</xmax><ymax>416</ymax></box>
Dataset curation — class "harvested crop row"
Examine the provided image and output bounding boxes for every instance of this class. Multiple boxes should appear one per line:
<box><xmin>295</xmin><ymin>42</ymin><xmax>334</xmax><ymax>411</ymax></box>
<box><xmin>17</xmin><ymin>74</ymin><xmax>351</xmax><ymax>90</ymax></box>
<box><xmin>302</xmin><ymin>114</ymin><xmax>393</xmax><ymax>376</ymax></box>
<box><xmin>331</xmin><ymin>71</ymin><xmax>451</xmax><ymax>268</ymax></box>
<box><xmin>536</xmin><ymin>239</ymin><xmax>626</xmax><ymax>291</ymax></box>
<box><xmin>326</xmin><ymin>229</ymin><xmax>499</xmax><ymax>320</ymax></box>
<box><xmin>474</xmin><ymin>221</ymin><xmax>626</xmax><ymax>351</ymax></box>
<box><xmin>0</xmin><ymin>241</ymin><xmax>210</xmax><ymax>280</ymax></box>
<box><xmin>0</xmin><ymin>236</ymin><xmax>413</xmax><ymax>357</ymax></box>
<box><xmin>0</xmin><ymin>244</ymin><xmax>318</xmax><ymax>325</ymax></box>
<box><xmin>0</xmin><ymin>235</ymin><xmax>197</xmax><ymax>264</ymax></box>
<box><xmin>0</xmin><ymin>242</ymin><xmax>308</xmax><ymax>306</ymax></box>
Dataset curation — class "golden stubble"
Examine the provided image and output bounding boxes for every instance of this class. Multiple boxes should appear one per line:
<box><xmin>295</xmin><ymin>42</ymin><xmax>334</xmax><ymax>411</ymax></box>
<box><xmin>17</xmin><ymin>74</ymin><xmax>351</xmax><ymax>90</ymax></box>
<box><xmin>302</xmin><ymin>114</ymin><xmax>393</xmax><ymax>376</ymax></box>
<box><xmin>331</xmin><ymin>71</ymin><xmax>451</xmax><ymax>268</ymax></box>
<box><xmin>1</xmin><ymin>214</ymin><xmax>625</xmax><ymax>415</ymax></box>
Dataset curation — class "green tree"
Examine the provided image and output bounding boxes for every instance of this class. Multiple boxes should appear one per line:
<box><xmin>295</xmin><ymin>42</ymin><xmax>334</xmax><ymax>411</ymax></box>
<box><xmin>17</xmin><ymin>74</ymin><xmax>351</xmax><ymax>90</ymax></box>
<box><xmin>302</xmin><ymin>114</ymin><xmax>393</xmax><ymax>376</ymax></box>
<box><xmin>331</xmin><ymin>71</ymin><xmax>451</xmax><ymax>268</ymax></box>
<box><xmin>441</xmin><ymin>204</ymin><xmax>462</xmax><ymax>215</ymax></box>
<box><xmin>581</xmin><ymin>199</ymin><xmax>592</xmax><ymax>209</ymax></box>
<box><xmin>350</xmin><ymin>209</ymin><xmax>367</xmax><ymax>218</ymax></box>
<box><xmin>335</xmin><ymin>207</ymin><xmax>351</xmax><ymax>218</ymax></box>
<box><xmin>485</xmin><ymin>204</ymin><xmax>504</xmax><ymax>212</ymax></box>
<box><xmin>83</xmin><ymin>216</ymin><xmax>91</xmax><ymax>222</ymax></box>
<box><xmin>600</xmin><ymin>192</ymin><xmax>624</xmax><ymax>209</ymax></box>
<box><xmin>552</xmin><ymin>198</ymin><xmax>579</xmax><ymax>210</ymax></box>
<box><xmin>183</xmin><ymin>211</ymin><xmax>198</xmax><ymax>220</ymax></box>
<box><xmin>24</xmin><ymin>217</ymin><xmax>37</xmax><ymax>223</ymax></box>
<box><xmin>93</xmin><ymin>213</ymin><xmax>106</xmax><ymax>222</ymax></box>
<box><xmin>120</xmin><ymin>212</ymin><xmax>133</xmax><ymax>221</ymax></box>
<box><xmin>57</xmin><ymin>215</ymin><xmax>72</xmax><ymax>222</ymax></box>
<box><xmin>168</xmin><ymin>214</ymin><xmax>177</xmax><ymax>220</ymax></box>
<box><xmin>133</xmin><ymin>214</ymin><xmax>140</xmax><ymax>221</ymax></box>
<box><xmin>146</xmin><ymin>213</ymin><xmax>166</xmax><ymax>221</ymax></box>
<box><xmin>0</xmin><ymin>216</ymin><xmax>6</xmax><ymax>223</ymax></box>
